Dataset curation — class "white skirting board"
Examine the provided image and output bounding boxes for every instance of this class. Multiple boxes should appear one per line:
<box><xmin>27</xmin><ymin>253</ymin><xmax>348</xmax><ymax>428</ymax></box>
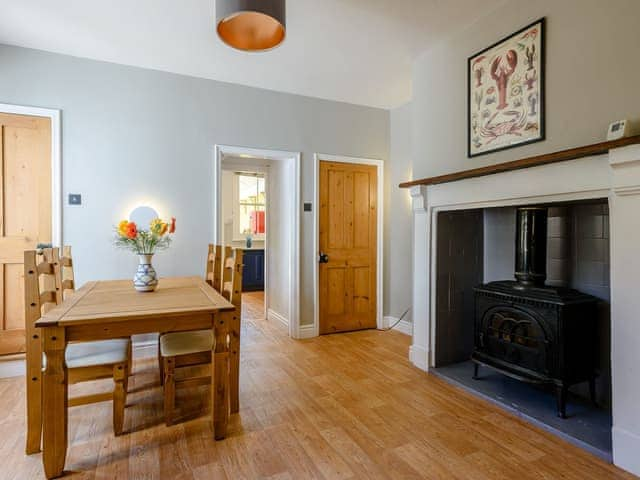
<box><xmin>267</xmin><ymin>309</ymin><xmax>289</xmax><ymax>329</ymax></box>
<box><xmin>297</xmin><ymin>324</ymin><xmax>316</xmax><ymax>339</ymax></box>
<box><xmin>409</xmin><ymin>344</ymin><xmax>429</xmax><ymax>371</ymax></box>
<box><xmin>0</xmin><ymin>356</ymin><xmax>25</xmax><ymax>378</ymax></box>
<box><xmin>383</xmin><ymin>316</ymin><xmax>413</xmax><ymax>336</ymax></box>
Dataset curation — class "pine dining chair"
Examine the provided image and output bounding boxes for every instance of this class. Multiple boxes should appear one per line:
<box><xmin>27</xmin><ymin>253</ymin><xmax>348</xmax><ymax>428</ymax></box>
<box><xmin>159</xmin><ymin>245</ymin><xmax>243</xmax><ymax>424</ymax></box>
<box><xmin>24</xmin><ymin>248</ymin><xmax>131</xmax><ymax>454</ymax></box>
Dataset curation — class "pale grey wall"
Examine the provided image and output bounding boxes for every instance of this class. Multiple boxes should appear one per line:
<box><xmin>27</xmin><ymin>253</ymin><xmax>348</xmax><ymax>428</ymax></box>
<box><xmin>384</xmin><ymin>103</ymin><xmax>413</xmax><ymax>320</ymax></box>
<box><xmin>0</xmin><ymin>44</ymin><xmax>389</xmax><ymax>327</ymax></box>
<box><xmin>411</xmin><ymin>0</ymin><xmax>640</xmax><ymax>179</ymax></box>
<box><xmin>266</xmin><ymin>159</ymin><xmax>292</xmax><ymax>320</ymax></box>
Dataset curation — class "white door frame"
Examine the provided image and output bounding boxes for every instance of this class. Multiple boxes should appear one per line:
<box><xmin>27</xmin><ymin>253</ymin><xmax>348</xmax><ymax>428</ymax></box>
<box><xmin>0</xmin><ymin>103</ymin><xmax>62</xmax><ymax>247</ymax></box>
<box><xmin>213</xmin><ymin>144</ymin><xmax>301</xmax><ymax>338</ymax></box>
<box><xmin>313</xmin><ymin>153</ymin><xmax>384</xmax><ymax>336</ymax></box>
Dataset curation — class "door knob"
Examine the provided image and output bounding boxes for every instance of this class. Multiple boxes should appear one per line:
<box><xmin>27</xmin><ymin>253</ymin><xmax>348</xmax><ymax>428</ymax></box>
<box><xmin>318</xmin><ymin>252</ymin><xmax>329</xmax><ymax>263</ymax></box>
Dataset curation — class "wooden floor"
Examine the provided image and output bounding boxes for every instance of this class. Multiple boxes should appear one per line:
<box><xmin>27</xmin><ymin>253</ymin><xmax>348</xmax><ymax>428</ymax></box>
<box><xmin>1</xmin><ymin>291</ymin><xmax>635</xmax><ymax>479</ymax></box>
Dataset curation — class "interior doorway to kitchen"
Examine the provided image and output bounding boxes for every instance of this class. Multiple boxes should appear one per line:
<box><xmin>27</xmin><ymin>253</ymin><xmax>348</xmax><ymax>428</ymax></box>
<box><xmin>213</xmin><ymin>145</ymin><xmax>300</xmax><ymax>338</ymax></box>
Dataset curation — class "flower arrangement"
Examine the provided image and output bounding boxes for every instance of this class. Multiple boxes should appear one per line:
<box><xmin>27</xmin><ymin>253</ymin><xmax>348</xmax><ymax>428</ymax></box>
<box><xmin>114</xmin><ymin>217</ymin><xmax>176</xmax><ymax>254</ymax></box>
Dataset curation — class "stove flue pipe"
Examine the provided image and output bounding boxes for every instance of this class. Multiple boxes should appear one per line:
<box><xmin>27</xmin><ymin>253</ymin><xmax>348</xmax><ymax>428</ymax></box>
<box><xmin>515</xmin><ymin>207</ymin><xmax>548</xmax><ymax>287</ymax></box>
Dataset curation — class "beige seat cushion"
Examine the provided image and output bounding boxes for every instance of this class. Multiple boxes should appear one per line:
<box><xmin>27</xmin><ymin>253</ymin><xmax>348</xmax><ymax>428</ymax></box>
<box><xmin>42</xmin><ymin>339</ymin><xmax>130</xmax><ymax>369</ymax></box>
<box><xmin>160</xmin><ymin>330</ymin><xmax>213</xmax><ymax>357</ymax></box>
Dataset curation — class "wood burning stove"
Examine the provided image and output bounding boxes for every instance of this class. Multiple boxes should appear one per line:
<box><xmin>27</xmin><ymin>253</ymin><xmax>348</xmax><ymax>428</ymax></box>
<box><xmin>472</xmin><ymin>207</ymin><xmax>599</xmax><ymax>418</ymax></box>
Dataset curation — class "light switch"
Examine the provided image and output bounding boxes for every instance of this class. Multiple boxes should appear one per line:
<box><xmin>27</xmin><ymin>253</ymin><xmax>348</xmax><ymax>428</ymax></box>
<box><xmin>68</xmin><ymin>194</ymin><xmax>82</xmax><ymax>205</ymax></box>
<box><xmin>303</xmin><ymin>202</ymin><xmax>312</xmax><ymax>212</ymax></box>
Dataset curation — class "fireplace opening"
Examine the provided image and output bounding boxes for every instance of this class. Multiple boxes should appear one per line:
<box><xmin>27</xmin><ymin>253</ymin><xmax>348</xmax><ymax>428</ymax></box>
<box><xmin>432</xmin><ymin>199</ymin><xmax>612</xmax><ymax>460</ymax></box>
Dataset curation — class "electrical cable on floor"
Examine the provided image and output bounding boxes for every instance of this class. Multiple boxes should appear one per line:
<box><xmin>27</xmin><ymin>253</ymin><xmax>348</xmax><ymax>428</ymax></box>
<box><xmin>378</xmin><ymin>306</ymin><xmax>411</xmax><ymax>332</ymax></box>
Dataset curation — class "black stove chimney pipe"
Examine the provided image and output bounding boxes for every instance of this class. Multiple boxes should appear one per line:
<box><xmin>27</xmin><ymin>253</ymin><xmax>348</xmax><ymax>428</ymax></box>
<box><xmin>515</xmin><ymin>207</ymin><xmax>548</xmax><ymax>287</ymax></box>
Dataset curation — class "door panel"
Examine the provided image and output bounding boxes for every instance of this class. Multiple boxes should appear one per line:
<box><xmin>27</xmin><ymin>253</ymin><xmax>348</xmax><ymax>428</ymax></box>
<box><xmin>319</xmin><ymin>160</ymin><xmax>377</xmax><ymax>334</ymax></box>
<box><xmin>0</xmin><ymin>113</ymin><xmax>51</xmax><ymax>355</ymax></box>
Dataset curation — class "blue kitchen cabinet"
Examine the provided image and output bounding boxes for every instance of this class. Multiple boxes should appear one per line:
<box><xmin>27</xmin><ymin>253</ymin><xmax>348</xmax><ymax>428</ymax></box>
<box><xmin>242</xmin><ymin>249</ymin><xmax>264</xmax><ymax>291</ymax></box>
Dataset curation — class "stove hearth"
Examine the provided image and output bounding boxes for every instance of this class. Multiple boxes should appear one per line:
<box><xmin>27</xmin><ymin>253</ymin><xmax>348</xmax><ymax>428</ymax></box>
<box><xmin>472</xmin><ymin>207</ymin><xmax>599</xmax><ymax>418</ymax></box>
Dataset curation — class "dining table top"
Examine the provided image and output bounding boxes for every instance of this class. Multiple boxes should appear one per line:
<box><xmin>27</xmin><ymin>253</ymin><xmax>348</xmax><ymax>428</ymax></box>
<box><xmin>36</xmin><ymin>276</ymin><xmax>235</xmax><ymax>328</ymax></box>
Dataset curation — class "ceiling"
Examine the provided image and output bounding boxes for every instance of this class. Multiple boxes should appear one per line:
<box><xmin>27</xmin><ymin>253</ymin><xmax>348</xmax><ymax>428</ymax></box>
<box><xmin>0</xmin><ymin>0</ymin><xmax>503</xmax><ymax>109</ymax></box>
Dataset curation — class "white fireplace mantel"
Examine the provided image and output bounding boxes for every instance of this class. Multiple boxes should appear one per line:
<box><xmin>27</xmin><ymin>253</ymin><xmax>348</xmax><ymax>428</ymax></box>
<box><xmin>409</xmin><ymin>145</ymin><xmax>640</xmax><ymax>476</ymax></box>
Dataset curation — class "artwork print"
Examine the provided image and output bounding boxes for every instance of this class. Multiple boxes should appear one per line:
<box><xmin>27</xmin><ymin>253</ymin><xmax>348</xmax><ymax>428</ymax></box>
<box><xmin>468</xmin><ymin>18</ymin><xmax>544</xmax><ymax>157</ymax></box>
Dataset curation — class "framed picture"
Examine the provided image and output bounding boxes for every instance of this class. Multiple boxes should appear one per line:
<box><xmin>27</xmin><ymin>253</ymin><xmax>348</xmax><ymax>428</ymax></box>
<box><xmin>468</xmin><ymin>18</ymin><xmax>545</xmax><ymax>158</ymax></box>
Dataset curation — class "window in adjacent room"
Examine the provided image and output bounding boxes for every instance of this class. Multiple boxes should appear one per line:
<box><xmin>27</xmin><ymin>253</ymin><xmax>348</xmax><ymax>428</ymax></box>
<box><xmin>233</xmin><ymin>172</ymin><xmax>266</xmax><ymax>240</ymax></box>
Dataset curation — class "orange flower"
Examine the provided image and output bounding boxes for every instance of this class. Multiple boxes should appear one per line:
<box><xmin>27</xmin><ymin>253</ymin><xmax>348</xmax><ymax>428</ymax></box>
<box><xmin>125</xmin><ymin>222</ymin><xmax>138</xmax><ymax>239</ymax></box>
<box><xmin>169</xmin><ymin>217</ymin><xmax>176</xmax><ymax>234</ymax></box>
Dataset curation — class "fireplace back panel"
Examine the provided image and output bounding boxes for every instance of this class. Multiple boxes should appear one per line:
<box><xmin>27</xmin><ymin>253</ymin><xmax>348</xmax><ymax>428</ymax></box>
<box><xmin>435</xmin><ymin>210</ymin><xmax>483</xmax><ymax>367</ymax></box>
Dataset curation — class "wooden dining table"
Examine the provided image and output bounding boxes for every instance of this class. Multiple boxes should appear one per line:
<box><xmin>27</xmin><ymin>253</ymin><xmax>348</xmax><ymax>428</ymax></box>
<box><xmin>32</xmin><ymin>276</ymin><xmax>235</xmax><ymax>479</ymax></box>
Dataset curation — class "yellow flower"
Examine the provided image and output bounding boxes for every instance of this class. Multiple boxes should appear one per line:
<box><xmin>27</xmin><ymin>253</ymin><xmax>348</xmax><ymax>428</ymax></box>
<box><xmin>117</xmin><ymin>220</ymin><xmax>129</xmax><ymax>237</ymax></box>
<box><xmin>150</xmin><ymin>218</ymin><xmax>166</xmax><ymax>236</ymax></box>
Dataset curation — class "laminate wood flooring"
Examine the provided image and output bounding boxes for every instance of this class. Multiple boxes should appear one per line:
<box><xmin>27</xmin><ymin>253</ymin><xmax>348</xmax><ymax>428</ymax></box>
<box><xmin>1</xmin><ymin>291</ymin><xmax>635</xmax><ymax>479</ymax></box>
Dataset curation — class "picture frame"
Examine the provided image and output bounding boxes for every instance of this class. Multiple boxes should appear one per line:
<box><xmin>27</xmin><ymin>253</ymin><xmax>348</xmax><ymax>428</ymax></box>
<box><xmin>468</xmin><ymin>18</ymin><xmax>545</xmax><ymax>158</ymax></box>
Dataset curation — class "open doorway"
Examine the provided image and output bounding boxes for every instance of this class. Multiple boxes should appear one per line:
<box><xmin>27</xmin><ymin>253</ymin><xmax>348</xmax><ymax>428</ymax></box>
<box><xmin>213</xmin><ymin>145</ymin><xmax>300</xmax><ymax>338</ymax></box>
<box><xmin>221</xmin><ymin>164</ymin><xmax>268</xmax><ymax>324</ymax></box>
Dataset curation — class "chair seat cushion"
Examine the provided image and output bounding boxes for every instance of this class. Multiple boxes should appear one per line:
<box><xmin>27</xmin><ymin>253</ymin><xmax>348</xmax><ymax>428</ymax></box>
<box><xmin>43</xmin><ymin>339</ymin><xmax>130</xmax><ymax>369</ymax></box>
<box><xmin>160</xmin><ymin>330</ymin><xmax>213</xmax><ymax>357</ymax></box>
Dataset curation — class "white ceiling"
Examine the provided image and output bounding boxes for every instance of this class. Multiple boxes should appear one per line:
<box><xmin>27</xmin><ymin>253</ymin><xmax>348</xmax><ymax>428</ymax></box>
<box><xmin>0</xmin><ymin>0</ymin><xmax>502</xmax><ymax>109</ymax></box>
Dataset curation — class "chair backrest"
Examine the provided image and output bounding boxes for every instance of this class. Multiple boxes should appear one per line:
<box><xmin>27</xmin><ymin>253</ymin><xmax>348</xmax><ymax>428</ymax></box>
<box><xmin>24</xmin><ymin>248</ymin><xmax>62</xmax><ymax>322</ymax></box>
<box><xmin>222</xmin><ymin>248</ymin><xmax>244</xmax><ymax>308</ymax></box>
<box><xmin>206</xmin><ymin>244</ymin><xmax>223</xmax><ymax>291</ymax></box>
<box><xmin>230</xmin><ymin>249</ymin><xmax>244</xmax><ymax>310</ymax></box>
<box><xmin>24</xmin><ymin>248</ymin><xmax>62</xmax><ymax>376</ymax></box>
<box><xmin>222</xmin><ymin>246</ymin><xmax>233</xmax><ymax>297</ymax></box>
<box><xmin>60</xmin><ymin>245</ymin><xmax>75</xmax><ymax>300</ymax></box>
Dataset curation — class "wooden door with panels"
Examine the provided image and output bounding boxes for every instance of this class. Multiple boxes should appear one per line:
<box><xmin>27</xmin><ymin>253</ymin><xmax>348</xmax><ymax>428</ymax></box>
<box><xmin>0</xmin><ymin>112</ymin><xmax>52</xmax><ymax>355</ymax></box>
<box><xmin>319</xmin><ymin>160</ymin><xmax>377</xmax><ymax>334</ymax></box>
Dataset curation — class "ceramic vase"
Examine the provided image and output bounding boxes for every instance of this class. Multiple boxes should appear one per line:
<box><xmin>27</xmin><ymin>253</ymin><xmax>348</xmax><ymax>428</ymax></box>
<box><xmin>133</xmin><ymin>254</ymin><xmax>158</xmax><ymax>292</ymax></box>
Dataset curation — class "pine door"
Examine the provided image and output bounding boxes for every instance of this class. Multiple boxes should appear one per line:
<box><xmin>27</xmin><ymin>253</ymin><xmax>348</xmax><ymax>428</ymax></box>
<box><xmin>0</xmin><ymin>112</ymin><xmax>51</xmax><ymax>355</ymax></box>
<box><xmin>319</xmin><ymin>160</ymin><xmax>377</xmax><ymax>334</ymax></box>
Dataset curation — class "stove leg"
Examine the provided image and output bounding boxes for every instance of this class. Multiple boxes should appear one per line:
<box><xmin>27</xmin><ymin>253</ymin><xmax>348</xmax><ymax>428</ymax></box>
<box><xmin>589</xmin><ymin>378</ymin><xmax>598</xmax><ymax>407</ymax></box>
<box><xmin>472</xmin><ymin>363</ymin><xmax>480</xmax><ymax>380</ymax></box>
<box><xmin>556</xmin><ymin>385</ymin><xmax>568</xmax><ymax>419</ymax></box>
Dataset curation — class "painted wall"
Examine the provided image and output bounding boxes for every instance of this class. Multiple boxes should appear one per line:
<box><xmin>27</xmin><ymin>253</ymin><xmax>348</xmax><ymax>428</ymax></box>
<box><xmin>0</xmin><ymin>43</ymin><xmax>389</xmax><ymax>328</ymax></box>
<box><xmin>384</xmin><ymin>103</ymin><xmax>413</xmax><ymax>321</ymax></box>
<box><xmin>266</xmin><ymin>160</ymin><xmax>292</xmax><ymax>321</ymax></box>
<box><xmin>411</xmin><ymin>0</ymin><xmax>640</xmax><ymax>180</ymax></box>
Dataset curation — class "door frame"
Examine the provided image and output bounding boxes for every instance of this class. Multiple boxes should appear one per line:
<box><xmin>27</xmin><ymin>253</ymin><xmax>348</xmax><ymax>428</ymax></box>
<box><xmin>213</xmin><ymin>144</ymin><xmax>301</xmax><ymax>338</ymax></box>
<box><xmin>313</xmin><ymin>153</ymin><xmax>384</xmax><ymax>336</ymax></box>
<box><xmin>0</xmin><ymin>103</ymin><xmax>62</xmax><ymax>247</ymax></box>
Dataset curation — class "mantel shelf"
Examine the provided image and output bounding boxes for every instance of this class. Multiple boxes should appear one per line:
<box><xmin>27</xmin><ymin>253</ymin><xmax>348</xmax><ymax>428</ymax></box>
<box><xmin>399</xmin><ymin>135</ymin><xmax>640</xmax><ymax>188</ymax></box>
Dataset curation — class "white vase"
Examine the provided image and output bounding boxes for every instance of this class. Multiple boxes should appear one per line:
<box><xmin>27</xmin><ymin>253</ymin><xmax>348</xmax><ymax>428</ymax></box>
<box><xmin>133</xmin><ymin>254</ymin><xmax>158</xmax><ymax>292</ymax></box>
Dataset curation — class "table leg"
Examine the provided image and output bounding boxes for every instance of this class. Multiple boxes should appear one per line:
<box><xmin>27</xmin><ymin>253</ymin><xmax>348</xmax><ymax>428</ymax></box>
<box><xmin>42</xmin><ymin>327</ymin><xmax>68</xmax><ymax>479</ymax></box>
<box><xmin>212</xmin><ymin>311</ymin><xmax>230</xmax><ymax>440</ymax></box>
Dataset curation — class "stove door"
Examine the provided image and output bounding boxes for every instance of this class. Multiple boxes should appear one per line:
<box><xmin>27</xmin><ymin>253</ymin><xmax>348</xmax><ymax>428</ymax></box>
<box><xmin>478</xmin><ymin>305</ymin><xmax>552</xmax><ymax>375</ymax></box>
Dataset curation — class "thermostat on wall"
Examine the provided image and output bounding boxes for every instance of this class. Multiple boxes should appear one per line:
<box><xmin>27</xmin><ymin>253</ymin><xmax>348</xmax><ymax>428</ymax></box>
<box><xmin>607</xmin><ymin>119</ymin><xmax>629</xmax><ymax>140</ymax></box>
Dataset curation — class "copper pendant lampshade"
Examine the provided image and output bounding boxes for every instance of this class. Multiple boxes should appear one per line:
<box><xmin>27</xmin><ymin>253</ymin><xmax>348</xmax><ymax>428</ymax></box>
<box><xmin>216</xmin><ymin>0</ymin><xmax>286</xmax><ymax>51</ymax></box>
